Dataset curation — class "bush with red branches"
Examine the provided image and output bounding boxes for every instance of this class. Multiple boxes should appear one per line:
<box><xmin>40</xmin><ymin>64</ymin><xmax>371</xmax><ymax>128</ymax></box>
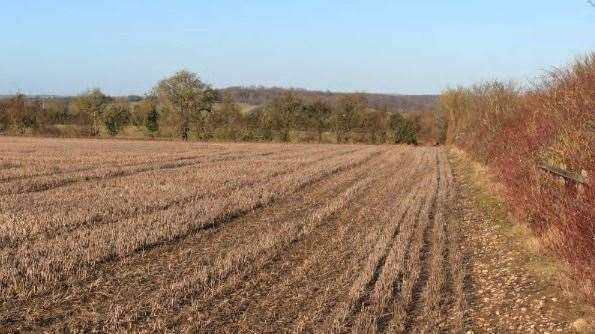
<box><xmin>440</xmin><ymin>53</ymin><xmax>594</xmax><ymax>301</ymax></box>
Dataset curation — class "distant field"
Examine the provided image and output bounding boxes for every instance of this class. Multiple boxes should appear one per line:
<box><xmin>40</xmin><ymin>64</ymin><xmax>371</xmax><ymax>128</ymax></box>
<box><xmin>0</xmin><ymin>136</ymin><xmax>463</xmax><ymax>332</ymax></box>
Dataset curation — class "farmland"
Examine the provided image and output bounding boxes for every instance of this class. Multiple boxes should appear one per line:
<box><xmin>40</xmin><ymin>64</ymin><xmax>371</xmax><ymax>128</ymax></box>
<box><xmin>0</xmin><ymin>136</ymin><xmax>465</xmax><ymax>332</ymax></box>
<box><xmin>2</xmin><ymin>136</ymin><xmax>593</xmax><ymax>333</ymax></box>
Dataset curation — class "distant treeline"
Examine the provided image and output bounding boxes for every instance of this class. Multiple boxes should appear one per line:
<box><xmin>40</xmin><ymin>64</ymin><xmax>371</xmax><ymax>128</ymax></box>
<box><xmin>0</xmin><ymin>72</ymin><xmax>438</xmax><ymax>144</ymax></box>
<box><xmin>219</xmin><ymin>86</ymin><xmax>438</xmax><ymax>113</ymax></box>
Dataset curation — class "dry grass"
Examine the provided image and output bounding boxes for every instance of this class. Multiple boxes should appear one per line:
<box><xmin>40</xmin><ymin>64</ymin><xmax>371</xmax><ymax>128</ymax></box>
<box><xmin>0</xmin><ymin>136</ymin><xmax>467</xmax><ymax>332</ymax></box>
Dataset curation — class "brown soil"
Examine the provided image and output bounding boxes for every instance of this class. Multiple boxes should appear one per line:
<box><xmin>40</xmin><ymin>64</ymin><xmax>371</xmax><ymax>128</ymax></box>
<box><xmin>1</xmin><ymin>137</ymin><xmax>592</xmax><ymax>333</ymax></box>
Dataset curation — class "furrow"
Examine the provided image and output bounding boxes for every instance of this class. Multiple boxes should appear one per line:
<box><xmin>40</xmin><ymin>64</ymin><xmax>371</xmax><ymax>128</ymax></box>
<box><xmin>387</xmin><ymin>150</ymin><xmax>440</xmax><ymax>333</ymax></box>
<box><xmin>43</xmin><ymin>149</ymin><xmax>388</xmax><ymax>332</ymax></box>
<box><xmin>326</xmin><ymin>149</ymin><xmax>431</xmax><ymax>333</ymax></box>
<box><xmin>443</xmin><ymin>151</ymin><xmax>468</xmax><ymax>332</ymax></box>
<box><xmin>0</xmin><ymin>148</ymin><xmax>380</xmax><ymax>302</ymax></box>
<box><xmin>413</xmin><ymin>149</ymin><xmax>450</xmax><ymax>333</ymax></box>
<box><xmin>0</xmin><ymin>147</ymin><xmax>351</xmax><ymax>248</ymax></box>
<box><xmin>190</xmin><ymin>149</ymin><xmax>409</xmax><ymax>333</ymax></box>
<box><xmin>146</xmin><ymin>171</ymin><xmax>377</xmax><ymax>332</ymax></box>
<box><xmin>0</xmin><ymin>152</ymin><xmax>221</xmax><ymax>183</ymax></box>
<box><xmin>0</xmin><ymin>149</ymin><xmax>284</xmax><ymax>195</ymax></box>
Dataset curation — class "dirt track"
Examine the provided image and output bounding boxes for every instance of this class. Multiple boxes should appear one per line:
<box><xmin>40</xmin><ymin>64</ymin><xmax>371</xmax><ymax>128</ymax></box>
<box><xmin>0</xmin><ymin>137</ymin><xmax>591</xmax><ymax>333</ymax></box>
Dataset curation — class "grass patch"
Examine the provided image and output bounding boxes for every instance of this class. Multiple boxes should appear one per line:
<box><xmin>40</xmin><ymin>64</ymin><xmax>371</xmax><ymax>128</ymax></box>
<box><xmin>448</xmin><ymin>147</ymin><xmax>578</xmax><ymax>295</ymax></box>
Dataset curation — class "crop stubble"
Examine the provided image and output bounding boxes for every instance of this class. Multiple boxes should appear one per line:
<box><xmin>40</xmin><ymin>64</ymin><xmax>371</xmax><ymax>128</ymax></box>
<box><xmin>0</xmin><ymin>137</ymin><xmax>465</xmax><ymax>333</ymax></box>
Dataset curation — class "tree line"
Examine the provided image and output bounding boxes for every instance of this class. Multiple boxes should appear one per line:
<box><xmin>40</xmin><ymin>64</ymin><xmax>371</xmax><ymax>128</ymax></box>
<box><xmin>0</xmin><ymin>70</ymin><xmax>420</xmax><ymax>144</ymax></box>
<box><xmin>219</xmin><ymin>86</ymin><xmax>437</xmax><ymax>113</ymax></box>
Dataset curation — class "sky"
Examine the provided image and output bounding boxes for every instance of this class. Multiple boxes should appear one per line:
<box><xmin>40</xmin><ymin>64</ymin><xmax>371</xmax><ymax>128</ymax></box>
<box><xmin>1</xmin><ymin>1</ymin><xmax>594</xmax><ymax>96</ymax></box>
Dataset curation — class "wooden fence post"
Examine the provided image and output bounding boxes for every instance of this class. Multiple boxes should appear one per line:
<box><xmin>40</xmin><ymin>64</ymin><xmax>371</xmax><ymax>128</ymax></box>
<box><xmin>578</xmin><ymin>170</ymin><xmax>588</xmax><ymax>198</ymax></box>
<box><xmin>539</xmin><ymin>162</ymin><xmax>589</xmax><ymax>199</ymax></box>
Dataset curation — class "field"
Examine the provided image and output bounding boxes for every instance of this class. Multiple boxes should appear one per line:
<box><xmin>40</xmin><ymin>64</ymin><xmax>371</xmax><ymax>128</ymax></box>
<box><xmin>0</xmin><ymin>136</ymin><xmax>467</xmax><ymax>332</ymax></box>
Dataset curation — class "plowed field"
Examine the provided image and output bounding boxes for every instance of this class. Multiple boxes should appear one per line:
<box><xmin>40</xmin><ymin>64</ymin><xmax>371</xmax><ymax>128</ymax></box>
<box><xmin>1</xmin><ymin>137</ymin><xmax>464</xmax><ymax>333</ymax></box>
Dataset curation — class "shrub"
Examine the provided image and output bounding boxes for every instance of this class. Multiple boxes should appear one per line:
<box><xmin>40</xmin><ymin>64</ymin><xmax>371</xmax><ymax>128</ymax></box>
<box><xmin>0</xmin><ymin>100</ymin><xmax>11</xmax><ymax>132</ymax></box>
<box><xmin>440</xmin><ymin>53</ymin><xmax>595</xmax><ymax>300</ymax></box>
<box><xmin>75</xmin><ymin>88</ymin><xmax>108</xmax><ymax>136</ymax></box>
<box><xmin>102</xmin><ymin>104</ymin><xmax>130</xmax><ymax>136</ymax></box>
<box><xmin>388</xmin><ymin>113</ymin><xmax>417</xmax><ymax>145</ymax></box>
<box><xmin>145</xmin><ymin>108</ymin><xmax>159</xmax><ymax>133</ymax></box>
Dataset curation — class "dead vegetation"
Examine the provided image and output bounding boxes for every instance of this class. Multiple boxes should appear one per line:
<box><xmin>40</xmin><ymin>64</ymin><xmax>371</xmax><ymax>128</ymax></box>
<box><xmin>2</xmin><ymin>136</ymin><xmax>593</xmax><ymax>332</ymax></box>
<box><xmin>438</xmin><ymin>54</ymin><xmax>595</xmax><ymax>300</ymax></box>
<box><xmin>0</xmin><ymin>136</ymin><xmax>471</xmax><ymax>332</ymax></box>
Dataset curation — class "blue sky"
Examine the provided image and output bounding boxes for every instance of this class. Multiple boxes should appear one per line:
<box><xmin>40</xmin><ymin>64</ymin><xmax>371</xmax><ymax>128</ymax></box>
<box><xmin>1</xmin><ymin>1</ymin><xmax>594</xmax><ymax>95</ymax></box>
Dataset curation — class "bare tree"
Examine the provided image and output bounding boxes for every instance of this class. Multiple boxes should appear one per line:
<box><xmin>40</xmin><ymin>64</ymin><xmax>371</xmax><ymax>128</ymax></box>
<box><xmin>154</xmin><ymin>70</ymin><xmax>215</xmax><ymax>140</ymax></box>
<box><xmin>75</xmin><ymin>88</ymin><xmax>108</xmax><ymax>136</ymax></box>
<box><xmin>266</xmin><ymin>92</ymin><xmax>304</xmax><ymax>142</ymax></box>
<box><xmin>305</xmin><ymin>99</ymin><xmax>333</xmax><ymax>142</ymax></box>
<box><xmin>333</xmin><ymin>94</ymin><xmax>367</xmax><ymax>143</ymax></box>
<box><xmin>210</xmin><ymin>93</ymin><xmax>242</xmax><ymax>140</ymax></box>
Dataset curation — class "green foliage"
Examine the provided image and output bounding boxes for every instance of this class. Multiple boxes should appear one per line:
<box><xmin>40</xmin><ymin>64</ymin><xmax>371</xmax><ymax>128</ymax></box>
<box><xmin>389</xmin><ymin>112</ymin><xmax>417</xmax><ymax>145</ymax></box>
<box><xmin>102</xmin><ymin>103</ymin><xmax>130</xmax><ymax>136</ymax></box>
<box><xmin>145</xmin><ymin>108</ymin><xmax>160</xmax><ymax>133</ymax></box>
<box><xmin>0</xmin><ymin>101</ymin><xmax>8</xmax><ymax>132</ymax></box>
<box><xmin>395</xmin><ymin>119</ymin><xmax>417</xmax><ymax>145</ymax></box>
